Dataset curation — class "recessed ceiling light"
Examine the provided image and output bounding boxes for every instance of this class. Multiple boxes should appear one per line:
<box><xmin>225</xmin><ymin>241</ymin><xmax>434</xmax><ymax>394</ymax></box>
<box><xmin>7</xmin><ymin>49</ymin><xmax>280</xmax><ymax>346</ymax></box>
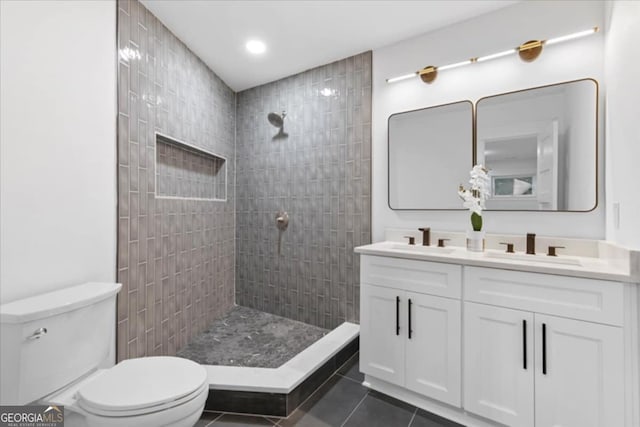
<box><xmin>246</xmin><ymin>39</ymin><xmax>266</xmax><ymax>55</ymax></box>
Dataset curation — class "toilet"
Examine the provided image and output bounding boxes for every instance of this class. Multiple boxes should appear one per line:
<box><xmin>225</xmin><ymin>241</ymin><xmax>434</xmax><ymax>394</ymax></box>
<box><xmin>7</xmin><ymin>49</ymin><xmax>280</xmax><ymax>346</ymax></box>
<box><xmin>0</xmin><ymin>282</ymin><xmax>208</xmax><ymax>427</ymax></box>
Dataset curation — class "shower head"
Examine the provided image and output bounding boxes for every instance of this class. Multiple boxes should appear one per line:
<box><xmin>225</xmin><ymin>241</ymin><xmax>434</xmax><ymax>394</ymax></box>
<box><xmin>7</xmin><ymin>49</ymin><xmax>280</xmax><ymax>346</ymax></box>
<box><xmin>267</xmin><ymin>111</ymin><xmax>286</xmax><ymax>128</ymax></box>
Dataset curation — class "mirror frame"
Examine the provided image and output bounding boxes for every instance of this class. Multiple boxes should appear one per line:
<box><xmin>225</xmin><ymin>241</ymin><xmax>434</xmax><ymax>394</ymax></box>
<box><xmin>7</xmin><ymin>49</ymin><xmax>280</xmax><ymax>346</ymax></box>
<box><xmin>387</xmin><ymin>100</ymin><xmax>474</xmax><ymax>211</ymax></box>
<box><xmin>474</xmin><ymin>78</ymin><xmax>599</xmax><ymax>213</ymax></box>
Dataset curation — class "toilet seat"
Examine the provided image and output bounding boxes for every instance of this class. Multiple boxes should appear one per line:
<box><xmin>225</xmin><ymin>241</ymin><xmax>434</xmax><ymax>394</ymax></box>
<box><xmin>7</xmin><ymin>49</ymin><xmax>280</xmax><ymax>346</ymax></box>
<box><xmin>76</xmin><ymin>357</ymin><xmax>207</xmax><ymax>417</ymax></box>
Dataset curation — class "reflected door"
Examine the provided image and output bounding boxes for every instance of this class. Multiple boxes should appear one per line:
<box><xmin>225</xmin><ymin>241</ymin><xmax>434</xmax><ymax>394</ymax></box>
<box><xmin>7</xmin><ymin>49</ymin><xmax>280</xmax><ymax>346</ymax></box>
<box><xmin>536</xmin><ymin>120</ymin><xmax>559</xmax><ymax>210</ymax></box>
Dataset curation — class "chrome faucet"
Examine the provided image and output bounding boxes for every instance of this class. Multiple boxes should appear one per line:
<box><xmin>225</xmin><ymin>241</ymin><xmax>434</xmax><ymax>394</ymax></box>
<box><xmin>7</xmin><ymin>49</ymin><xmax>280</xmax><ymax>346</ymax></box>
<box><xmin>526</xmin><ymin>233</ymin><xmax>536</xmax><ymax>255</ymax></box>
<box><xmin>418</xmin><ymin>227</ymin><xmax>431</xmax><ymax>246</ymax></box>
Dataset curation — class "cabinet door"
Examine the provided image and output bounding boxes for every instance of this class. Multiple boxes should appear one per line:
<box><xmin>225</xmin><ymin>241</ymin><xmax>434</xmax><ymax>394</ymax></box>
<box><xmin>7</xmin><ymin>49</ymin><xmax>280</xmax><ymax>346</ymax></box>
<box><xmin>464</xmin><ymin>302</ymin><xmax>534</xmax><ymax>427</ymax></box>
<box><xmin>534</xmin><ymin>314</ymin><xmax>624</xmax><ymax>427</ymax></box>
<box><xmin>405</xmin><ymin>292</ymin><xmax>461</xmax><ymax>407</ymax></box>
<box><xmin>360</xmin><ymin>284</ymin><xmax>405</xmax><ymax>386</ymax></box>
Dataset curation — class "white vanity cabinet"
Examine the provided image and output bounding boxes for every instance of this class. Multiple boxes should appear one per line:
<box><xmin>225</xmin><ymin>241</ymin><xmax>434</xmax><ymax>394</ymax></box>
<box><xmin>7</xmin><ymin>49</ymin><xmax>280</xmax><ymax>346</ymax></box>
<box><xmin>360</xmin><ymin>284</ymin><xmax>405</xmax><ymax>385</ymax></box>
<box><xmin>533</xmin><ymin>314</ymin><xmax>623</xmax><ymax>427</ymax></box>
<box><xmin>463</xmin><ymin>302</ymin><xmax>535</xmax><ymax>427</ymax></box>
<box><xmin>360</xmin><ymin>255</ymin><xmax>462</xmax><ymax>407</ymax></box>
<box><xmin>464</xmin><ymin>267</ymin><xmax>625</xmax><ymax>427</ymax></box>
<box><xmin>356</xmin><ymin>248</ymin><xmax>637</xmax><ymax>427</ymax></box>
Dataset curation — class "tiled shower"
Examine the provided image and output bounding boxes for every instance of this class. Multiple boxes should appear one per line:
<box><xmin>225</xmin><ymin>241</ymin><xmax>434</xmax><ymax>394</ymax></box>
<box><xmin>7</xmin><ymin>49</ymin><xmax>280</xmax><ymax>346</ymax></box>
<box><xmin>236</xmin><ymin>54</ymin><xmax>372</xmax><ymax>329</ymax></box>
<box><xmin>116</xmin><ymin>0</ymin><xmax>371</xmax><ymax>361</ymax></box>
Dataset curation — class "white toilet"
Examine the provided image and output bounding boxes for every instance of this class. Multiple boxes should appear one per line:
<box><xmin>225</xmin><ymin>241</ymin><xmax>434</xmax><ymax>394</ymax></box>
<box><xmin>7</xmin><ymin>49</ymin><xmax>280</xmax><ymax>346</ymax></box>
<box><xmin>0</xmin><ymin>283</ymin><xmax>208</xmax><ymax>427</ymax></box>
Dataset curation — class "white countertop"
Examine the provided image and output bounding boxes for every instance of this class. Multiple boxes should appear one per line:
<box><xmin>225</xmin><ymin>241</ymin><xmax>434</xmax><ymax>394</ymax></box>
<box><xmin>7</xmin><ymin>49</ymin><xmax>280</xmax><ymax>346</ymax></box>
<box><xmin>355</xmin><ymin>241</ymin><xmax>639</xmax><ymax>283</ymax></box>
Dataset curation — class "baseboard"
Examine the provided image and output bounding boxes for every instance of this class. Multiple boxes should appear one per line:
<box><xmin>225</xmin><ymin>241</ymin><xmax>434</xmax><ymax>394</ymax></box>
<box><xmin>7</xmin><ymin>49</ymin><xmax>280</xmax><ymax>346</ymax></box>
<box><xmin>364</xmin><ymin>375</ymin><xmax>501</xmax><ymax>427</ymax></box>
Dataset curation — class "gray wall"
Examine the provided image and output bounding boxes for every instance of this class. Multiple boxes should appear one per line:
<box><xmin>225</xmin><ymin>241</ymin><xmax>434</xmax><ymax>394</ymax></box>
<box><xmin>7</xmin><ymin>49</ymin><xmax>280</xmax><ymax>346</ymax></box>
<box><xmin>235</xmin><ymin>53</ymin><xmax>373</xmax><ymax>329</ymax></box>
<box><xmin>116</xmin><ymin>0</ymin><xmax>235</xmax><ymax>361</ymax></box>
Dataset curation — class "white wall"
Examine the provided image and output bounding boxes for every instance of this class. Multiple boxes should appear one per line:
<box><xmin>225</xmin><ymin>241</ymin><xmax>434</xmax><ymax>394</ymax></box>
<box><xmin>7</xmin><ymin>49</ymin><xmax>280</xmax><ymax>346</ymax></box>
<box><xmin>372</xmin><ymin>1</ymin><xmax>605</xmax><ymax>242</ymax></box>
<box><xmin>604</xmin><ymin>1</ymin><xmax>640</xmax><ymax>250</ymax></box>
<box><xmin>0</xmin><ymin>1</ymin><xmax>117</xmax><ymax>303</ymax></box>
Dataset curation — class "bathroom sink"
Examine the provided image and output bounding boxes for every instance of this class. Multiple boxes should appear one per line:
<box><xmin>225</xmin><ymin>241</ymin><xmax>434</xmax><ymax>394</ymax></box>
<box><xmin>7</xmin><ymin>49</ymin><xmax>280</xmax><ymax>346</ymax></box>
<box><xmin>484</xmin><ymin>251</ymin><xmax>582</xmax><ymax>266</ymax></box>
<box><xmin>389</xmin><ymin>244</ymin><xmax>455</xmax><ymax>255</ymax></box>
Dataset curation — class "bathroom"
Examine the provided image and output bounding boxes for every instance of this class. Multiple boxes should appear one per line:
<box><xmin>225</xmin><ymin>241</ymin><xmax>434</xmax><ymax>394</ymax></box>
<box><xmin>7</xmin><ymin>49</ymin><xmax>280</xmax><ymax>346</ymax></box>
<box><xmin>0</xmin><ymin>0</ymin><xmax>638</xmax><ymax>426</ymax></box>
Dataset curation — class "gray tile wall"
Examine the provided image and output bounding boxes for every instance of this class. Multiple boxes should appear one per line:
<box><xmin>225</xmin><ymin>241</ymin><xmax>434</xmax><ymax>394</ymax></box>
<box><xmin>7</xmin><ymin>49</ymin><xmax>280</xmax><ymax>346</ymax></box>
<box><xmin>235</xmin><ymin>53</ymin><xmax>373</xmax><ymax>329</ymax></box>
<box><xmin>116</xmin><ymin>0</ymin><xmax>235</xmax><ymax>361</ymax></box>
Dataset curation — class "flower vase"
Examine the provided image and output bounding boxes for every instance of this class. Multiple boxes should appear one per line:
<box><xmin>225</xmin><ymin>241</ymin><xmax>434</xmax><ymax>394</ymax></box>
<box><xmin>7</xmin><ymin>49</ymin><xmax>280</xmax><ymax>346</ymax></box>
<box><xmin>466</xmin><ymin>230</ymin><xmax>485</xmax><ymax>252</ymax></box>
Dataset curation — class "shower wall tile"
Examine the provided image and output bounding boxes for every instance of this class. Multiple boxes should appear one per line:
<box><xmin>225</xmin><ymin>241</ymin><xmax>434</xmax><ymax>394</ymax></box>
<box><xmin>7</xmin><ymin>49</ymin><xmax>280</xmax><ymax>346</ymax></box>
<box><xmin>236</xmin><ymin>52</ymin><xmax>372</xmax><ymax>329</ymax></box>
<box><xmin>116</xmin><ymin>0</ymin><xmax>235</xmax><ymax>362</ymax></box>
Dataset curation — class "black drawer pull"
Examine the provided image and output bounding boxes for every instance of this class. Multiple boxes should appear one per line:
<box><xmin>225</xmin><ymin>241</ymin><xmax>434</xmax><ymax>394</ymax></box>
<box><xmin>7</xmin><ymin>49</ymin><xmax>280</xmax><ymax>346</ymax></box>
<box><xmin>522</xmin><ymin>319</ymin><xmax>527</xmax><ymax>370</ymax></box>
<box><xmin>408</xmin><ymin>299</ymin><xmax>413</xmax><ymax>339</ymax></box>
<box><xmin>396</xmin><ymin>296</ymin><xmax>400</xmax><ymax>336</ymax></box>
<box><xmin>542</xmin><ymin>323</ymin><xmax>547</xmax><ymax>375</ymax></box>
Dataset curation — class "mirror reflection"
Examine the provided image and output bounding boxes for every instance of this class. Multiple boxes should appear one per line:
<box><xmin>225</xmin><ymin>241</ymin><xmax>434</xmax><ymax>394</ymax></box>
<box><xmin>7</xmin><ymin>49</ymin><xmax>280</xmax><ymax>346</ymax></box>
<box><xmin>476</xmin><ymin>79</ymin><xmax>597</xmax><ymax>211</ymax></box>
<box><xmin>388</xmin><ymin>101</ymin><xmax>473</xmax><ymax>210</ymax></box>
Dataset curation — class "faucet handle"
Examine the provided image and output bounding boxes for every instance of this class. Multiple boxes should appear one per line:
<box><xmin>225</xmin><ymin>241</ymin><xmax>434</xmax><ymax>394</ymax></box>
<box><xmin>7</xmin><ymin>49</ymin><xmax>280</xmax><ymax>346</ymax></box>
<box><xmin>500</xmin><ymin>242</ymin><xmax>515</xmax><ymax>253</ymax></box>
<box><xmin>418</xmin><ymin>227</ymin><xmax>431</xmax><ymax>232</ymax></box>
<box><xmin>547</xmin><ymin>246</ymin><xmax>565</xmax><ymax>257</ymax></box>
<box><xmin>437</xmin><ymin>238</ymin><xmax>450</xmax><ymax>248</ymax></box>
<box><xmin>404</xmin><ymin>236</ymin><xmax>416</xmax><ymax>245</ymax></box>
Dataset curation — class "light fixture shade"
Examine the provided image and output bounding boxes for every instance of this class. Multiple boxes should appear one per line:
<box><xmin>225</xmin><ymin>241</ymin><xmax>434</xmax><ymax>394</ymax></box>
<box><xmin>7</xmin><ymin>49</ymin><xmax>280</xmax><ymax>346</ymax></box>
<box><xmin>518</xmin><ymin>40</ymin><xmax>543</xmax><ymax>62</ymax></box>
<box><xmin>419</xmin><ymin>66</ymin><xmax>438</xmax><ymax>84</ymax></box>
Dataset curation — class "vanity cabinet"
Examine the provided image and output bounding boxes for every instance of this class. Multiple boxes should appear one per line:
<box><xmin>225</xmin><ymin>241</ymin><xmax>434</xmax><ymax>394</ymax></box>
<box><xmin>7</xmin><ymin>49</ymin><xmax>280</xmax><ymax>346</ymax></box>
<box><xmin>533</xmin><ymin>313</ymin><xmax>623</xmax><ymax>427</ymax></box>
<box><xmin>404</xmin><ymin>291</ymin><xmax>461</xmax><ymax>406</ymax></box>
<box><xmin>360</xmin><ymin>284</ymin><xmax>405</xmax><ymax>385</ymax></box>
<box><xmin>360</xmin><ymin>256</ymin><xmax>462</xmax><ymax>407</ymax></box>
<box><xmin>463</xmin><ymin>303</ymin><xmax>534</xmax><ymax>427</ymax></box>
<box><xmin>464</xmin><ymin>267</ymin><xmax>625</xmax><ymax>427</ymax></box>
<box><xmin>357</xmin><ymin>251</ymin><xmax>635</xmax><ymax>427</ymax></box>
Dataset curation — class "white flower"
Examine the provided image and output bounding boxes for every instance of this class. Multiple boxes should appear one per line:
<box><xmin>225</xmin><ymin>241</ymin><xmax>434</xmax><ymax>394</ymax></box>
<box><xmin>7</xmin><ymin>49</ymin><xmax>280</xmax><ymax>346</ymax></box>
<box><xmin>458</xmin><ymin>164</ymin><xmax>490</xmax><ymax>214</ymax></box>
<box><xmin>458</xmin><ymin>188</ymin><xmax>482</xmax><ymax>215</ymax></box>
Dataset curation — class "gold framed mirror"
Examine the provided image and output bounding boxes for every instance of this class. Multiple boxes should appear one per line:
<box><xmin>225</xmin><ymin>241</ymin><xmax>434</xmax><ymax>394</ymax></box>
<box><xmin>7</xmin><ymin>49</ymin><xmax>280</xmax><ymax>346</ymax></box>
<box><xmin>475</xmin><ymin>78</ymin><xmax>598</xmax><ymax>212</ymax></box>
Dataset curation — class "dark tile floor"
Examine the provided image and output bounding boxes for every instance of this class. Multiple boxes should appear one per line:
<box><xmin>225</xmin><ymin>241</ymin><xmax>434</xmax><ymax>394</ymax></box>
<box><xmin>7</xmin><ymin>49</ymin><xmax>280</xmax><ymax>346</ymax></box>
<box><xmin>196</xmin><ymin>353</ymin><xmax>465</xmax><ymax>427</ymax></box>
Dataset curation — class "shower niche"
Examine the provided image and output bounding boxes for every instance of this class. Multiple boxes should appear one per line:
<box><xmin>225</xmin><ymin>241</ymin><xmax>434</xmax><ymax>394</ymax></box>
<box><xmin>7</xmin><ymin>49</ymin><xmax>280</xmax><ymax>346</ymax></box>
<box><xmin>155</xmin><ymin>133</ymin><xmax>227</xmax><ymax>201</ymax></box>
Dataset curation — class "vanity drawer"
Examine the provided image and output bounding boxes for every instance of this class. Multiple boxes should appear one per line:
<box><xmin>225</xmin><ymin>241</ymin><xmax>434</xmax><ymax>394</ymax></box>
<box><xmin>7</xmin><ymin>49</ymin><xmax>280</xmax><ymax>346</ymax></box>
<box><xmin>361</xmin><ymin>255</ymin><xmax>461</xmax><ymax>299</ymax></box>
<box><xmin>464</xmin><ymin>266</ymin><xmax>624</xmax><ymax>326</ymax></box>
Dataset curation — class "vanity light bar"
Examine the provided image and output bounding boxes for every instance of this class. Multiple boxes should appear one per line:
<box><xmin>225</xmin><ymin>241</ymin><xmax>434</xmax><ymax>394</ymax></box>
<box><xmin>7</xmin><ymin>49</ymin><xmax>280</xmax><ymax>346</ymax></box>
<box><xmin>544</xmin><ymin>27</ymin><xmax>598</xmax><ymax>46</ymax></box>
<box><xmin>437</xmin><ymin>59</ymin><xmax>473</xmax><ymax>71</ymax></box>
<box><xmin>386</xmin><ymin>27</ymin><xmax>599</xmax><ymax>84</ymax></box>
<box><xmin>476</xmin><ymin>49</ymin><xmax>516</xmax><ymax>63</ymax></box>
<box><xmin>386</xmin><ymin>72</ymin><xmax>419</xmax><ymax>83</ymax></box>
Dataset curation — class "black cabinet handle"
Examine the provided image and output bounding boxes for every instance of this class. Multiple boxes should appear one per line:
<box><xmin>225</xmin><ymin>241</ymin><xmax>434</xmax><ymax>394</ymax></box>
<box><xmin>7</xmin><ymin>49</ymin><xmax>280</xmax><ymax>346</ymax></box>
<box><xmin>408</xmin><ymin>299</ymin><xmax>413</xmax><ymax>339</ymax></box>
<box><xmin>522</xmin><ymin>320</ymin><xmax>527</xmax><ymax>370</ymax></box>
<box><xmin>396</xmin><ymin>296</ymin><xmax>400</xmax><ymax>336</ymax></box>
<box><xmin>542</xmin><ymin>323</ymin><xmax>547</xmax><ymax>375</ymax></box>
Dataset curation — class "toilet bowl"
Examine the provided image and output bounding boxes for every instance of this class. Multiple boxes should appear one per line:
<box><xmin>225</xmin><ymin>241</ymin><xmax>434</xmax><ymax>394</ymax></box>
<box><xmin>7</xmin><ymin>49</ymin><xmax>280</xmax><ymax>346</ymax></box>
<box><xmin>50</xmin><ymin>357</ymin><xmax>208</xmax><ymax>427</ymax></box>
<box><xmin>0</xmin><ymin>283</ymin><xmax>209</xmax><ymax>427</ymax></box>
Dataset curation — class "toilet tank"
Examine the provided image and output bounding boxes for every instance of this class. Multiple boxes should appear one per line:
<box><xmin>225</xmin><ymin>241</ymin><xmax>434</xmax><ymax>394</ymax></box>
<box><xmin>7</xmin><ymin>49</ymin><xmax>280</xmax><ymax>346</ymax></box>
<box><xmin>0</xmin><ymin>282</ymin><xmax>122</xmax><ymax>405</ymax></box>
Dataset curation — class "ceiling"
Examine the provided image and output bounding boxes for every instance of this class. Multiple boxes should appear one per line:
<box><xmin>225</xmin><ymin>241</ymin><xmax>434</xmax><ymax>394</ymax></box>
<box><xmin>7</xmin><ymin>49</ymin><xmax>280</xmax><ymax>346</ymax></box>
<box><xmin>141</xmin><ymin>1</ymin><xmax>518</xmax><ymax>92</ymax></box>
<box><xmin>485</xmin><ymin>136</ymin><xmax>538</xmax><ymax>162</ymax></box>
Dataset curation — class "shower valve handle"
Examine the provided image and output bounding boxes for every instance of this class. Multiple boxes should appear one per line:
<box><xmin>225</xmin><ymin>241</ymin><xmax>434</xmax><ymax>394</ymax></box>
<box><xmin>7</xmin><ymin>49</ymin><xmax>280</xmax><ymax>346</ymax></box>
<box><xmin>276</xmin><ymin>211</ymin><xmax>289</xmax><ymax>231</ymax></box>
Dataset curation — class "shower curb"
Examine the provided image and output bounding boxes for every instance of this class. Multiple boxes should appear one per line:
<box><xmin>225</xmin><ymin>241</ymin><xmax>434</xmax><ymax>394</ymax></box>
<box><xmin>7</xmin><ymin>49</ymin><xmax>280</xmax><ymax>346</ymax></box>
<box><xmin>203</xmin><ymin>323</ymin><xmax>359</xmax><ymax>417</ymax></box>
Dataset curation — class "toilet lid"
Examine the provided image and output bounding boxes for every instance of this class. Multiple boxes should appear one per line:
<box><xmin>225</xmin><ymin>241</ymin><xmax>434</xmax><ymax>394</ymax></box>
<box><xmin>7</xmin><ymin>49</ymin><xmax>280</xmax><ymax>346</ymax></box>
<box><xmin>77</xmin><ymin>357</ymin><xmax>207</xmax><ymax>413</ymax></box>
